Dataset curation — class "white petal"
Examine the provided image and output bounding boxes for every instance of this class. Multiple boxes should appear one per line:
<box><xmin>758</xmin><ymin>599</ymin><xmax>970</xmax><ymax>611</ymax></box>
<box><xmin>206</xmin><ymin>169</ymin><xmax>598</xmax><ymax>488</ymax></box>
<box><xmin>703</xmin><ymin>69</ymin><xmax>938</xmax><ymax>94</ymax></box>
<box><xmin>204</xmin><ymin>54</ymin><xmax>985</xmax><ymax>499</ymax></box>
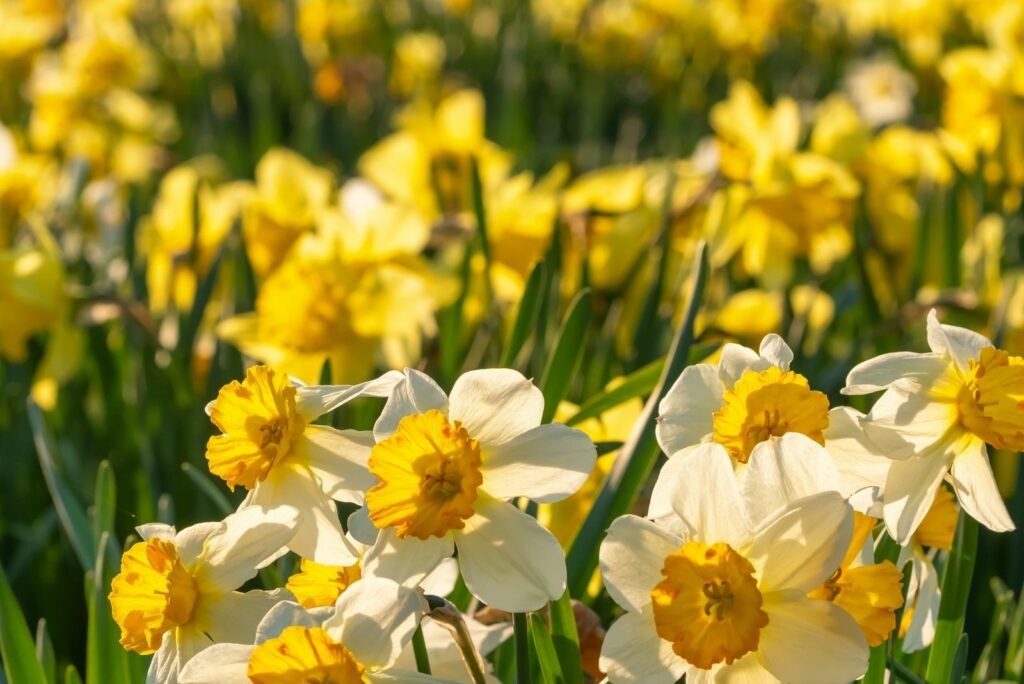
<box><xmin>250</xmin><ymin>463</ymin><xmax>359</xmax><ymax>565</ymax></box>
<box><xmin>748</xmin><ymin>491</ymin><xmax>852</xmax><ymax>593</ymax></box>
<box><xmin>448</xmin><ymin>368</ymin><xmax>543</xmax><ymax>446</ymax></box>
<box><xmin>173</xmin><ymin>523</ymin><xmax>223</xmax><ymax>568</ymax></box>
<box><xmin>299</xmin><ymin>426</ymin><xmax>376</xmax><ymax>503</ymax></box>
<box><xmin>717</xmin><ymin>343</ymin><xmax>766</xmax><ymax>387</ymax></box>
<box><xmin>362</xmin><ymin>529</ymin><xmax>453</xmax><ymax>588</ymax></box>
<box><xmin>295</xmin><ymin>370</ymin><xmax>405</xmax><ymax>420</ymax></box>
<box><xmin>882</xmin><ymin>447</ymin><xmax>953</xmax><ymax>544</ymax></box>
<box><xmin>348</xmin><ymin>506</ymin><xmax>379</xmax><ymax>546</ymax></box>
<box><xmin>842</xmin><ymin>352</ymin><xmax>947</xmax><ymax>395</ymax></box>
<box><xmin>480</xmin><ymin>423</ymin><xmax>596</xmax><ymax>503</ymax></box>
<box><xmin>655</xmin><ymin>364</ymin><xmax>721</xmax><ymax>457</ymax></box>
<box><xmin>926</xmin><ymin>309</ymin><xmax>992</xmax><ymax>372</ymax></box>
<box><xmin>374</xmin><ymin>369</ymin><xmax>448</xmax><ymax>442</ymax></box>
<box><xmin>254</xmin><ymin>601</ymin><xmax>320</xmax><ymax>643</ymax></box>
<box><xmin>647</xmin><ymin>445</ymin><xmax>700</xmax><ymax>533</ymax></box>
<box><xmin>370</xmin><ymin>672</ymin><xmax>462</xmax><ymax>684</ymax></box>
<box><xmin>950</xmin><ymin>439</ymin><xmax>1015</xmax><ymax>533</ymax></box>
<box><xmin>669</xmin><ymin>444</ymin><xmax>752</xmax><ymax>547</ymax></box>
<box><xmin>902</xmin><ymin>556</ymin><xmax>941</xmax><ymax>653</ymax></box>
<box><xmin>137</xmin><ymin>523</ymin><xmax>176</xmax><ymax>541</ymax></box>
<box><xmin>862</xmin><ymin>379</ymin><xmax>957</xmax><ymax>460</ymax></box>
<box><xmin>420</xmin><ymin>557</ymin><xmax>459</xmax><ymax>597</ymax></box>
<box><xmin>195</xmin><ymin>506</ymin><xmax>299</xmax><ymax>590</ymax></box>
<box><xmin>324</xmin><ymin>577</ymin><xmax>423</xmax><ymax>669</ymax></box>
<box><xmin>455</xmin><ymin>496</ymin><xmax>565</xmax><ymax>612</ymax></box>
<box><xmin>823</xmin><ymin>407</ymin><xmax>892</xmax><ymax>497</ymax></box>
<box><xmin>758</xmin><ymin>334</ymin><xmax>793</xmax><ymax>370</ymax></box>
<box><xmin>600</xmin><ymin>515</ymin><xmax>681</xmax><ymax>613</ymax></box>
<box><xmin>740</xmin><ymin>434</ymin><xmax>841</xmax><ymax>522</ymax></box>
<box><xmin>757</xmin><ymin>591</ymin><xmax>868</xmax><ymax>684</ymax></box>
<box><xmin>177</xmin><ymin>645</ymin><xmax>252</xmax><ymax>684</ymax></box>
<box><xmin>703</xmin><ymin>653</ymin><xmax>777</xmax><ymax>683</ymax></box>
<box><xmin>146</xmin><ymin>639</ymin><xmax>177</xmax><ymax>684</ymax></box>
<box><xmin>599</xmin><ymin>609</ymin><xmax>686</xmax><ymax>684</ymax></box>
<box><xmin>198</xmin><ymin>588</ymin><xmax>290</xmax><ymax>645</ymax></box>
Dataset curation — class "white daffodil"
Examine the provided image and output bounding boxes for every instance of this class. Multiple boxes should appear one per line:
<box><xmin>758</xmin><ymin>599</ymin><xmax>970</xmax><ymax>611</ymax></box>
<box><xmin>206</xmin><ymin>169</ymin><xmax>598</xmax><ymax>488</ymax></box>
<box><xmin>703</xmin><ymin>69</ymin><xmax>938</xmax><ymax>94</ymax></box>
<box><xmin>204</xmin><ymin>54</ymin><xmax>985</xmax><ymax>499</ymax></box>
<box><xmin>178</xmin><ymin>578</ymin><xmax>452</xmax><ymax>683</ymax></box>
<box><xmin>392</xmin><ymin>615</ymin><xmax>512</xmax><ymax>684</ymax></box>
<box><xmin>656</xmin><ymin>334</ymin><xmax>891</xmax><ymax>500</ymax></box>
<box><xmin>843</xmin><ymin>309</ymin><xmax>1021</xmax><ymax>542</ymax></box>
<box><xmin>650</xmin><ymin>433</ymin><xmax>903</xmax><ymax>649</ymax></box>
<box><xmin>352</xmin><ymin>368</ymin><xmax>596</xmax><ymax>612</ymax></box>
<box><xmin>204</xmin><ymin>365</ymin><xmax>402</xmax><ymax>564</ymax></box>
<box><xmin>109</xmin><ymin>506</ymin><xmax>299</xmax><ymax>684</ymax></box>
<box><xmin>599</xmin><ymin>443</ymin><xmax>867</xmax><ymax>684</ymax></box>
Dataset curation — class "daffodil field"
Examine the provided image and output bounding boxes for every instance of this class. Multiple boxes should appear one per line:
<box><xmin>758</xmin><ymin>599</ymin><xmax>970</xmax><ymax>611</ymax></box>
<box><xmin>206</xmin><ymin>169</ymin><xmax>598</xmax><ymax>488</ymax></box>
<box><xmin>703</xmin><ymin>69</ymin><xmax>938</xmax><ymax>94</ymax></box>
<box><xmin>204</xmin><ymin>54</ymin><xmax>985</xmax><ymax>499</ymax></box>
<box><xmin>4</xmin><ymin>1</ymin><xmax>1024</xmax><ymax>683</ymax></box>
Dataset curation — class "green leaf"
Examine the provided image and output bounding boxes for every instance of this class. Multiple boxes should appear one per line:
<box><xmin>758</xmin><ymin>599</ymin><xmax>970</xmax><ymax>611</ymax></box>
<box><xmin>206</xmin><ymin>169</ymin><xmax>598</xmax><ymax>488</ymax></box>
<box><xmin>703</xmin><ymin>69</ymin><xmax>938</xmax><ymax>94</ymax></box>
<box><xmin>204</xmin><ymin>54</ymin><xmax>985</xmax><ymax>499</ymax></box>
<box><xmin>1005</xmin><ymin>575</ymin><xmax>1024</xmax><ymax>678</ymax></box>
<box><xmin>26</xmin><ymin>401</ymin><xmax>96</xmax><ymax>570</ymax></box>
<box><xmin>502</xmin><ymin>260</ymin><xmax>547</xmax><ymax>368</ymax></box>
<box><xmin>180</xmin><ymin>463</ymin><xmax>234</xmax><ymax>516</ymax></box>
<box><xmin>92</xmin><ymin>462</ymin><xmax>116</xmax><ymax>544</ymax></box>
<box><xmin>566</xmin><ymin>242</ymin><xmax>709</xmax><ymax>596</ymax></box>
<box><xmin>548</xmin><ymin>591</ymin><xmax>584</xmax><ymax>684</ymax></box>
<box><xmin>64</xmin><ymin>666</ymin><xmax>82</xmax><ymax>684</ymax></box>
<box><xmin>412</xmin><ymin>625</ymin><xmax>431</xmax><ymax>674</ymax></box>
<box><xmin>514</xmin><ymin>612</ymin><xmax>533</xmax><ymax>684</ymax></box>
<box><xmin>925</xmin><ymin>514</ymin><xmax>978</xmax><ymax>684</ymax></box>
<box><xmin>540</xmin><ymin>289</ymin><xmax>592</xmax><ymax>424</ymax></box>
<box><xmin>564</xmin><ymin>359</ymin><xmax>662</xmax><ymax>427</ymax></box>
<box><xmin>975</xmin><ymin>578</ymin><xmax>1014</xmax><ymax>682</ymax></box>
<box><xmin>0</xmin><ymin>563</ymin><xmax>48</xmax><ymax>684</ymax></box>
<box><xmin>34</xmin><ymin>620</ymin><xmax>56</xmax><ymax>684</ymax></box>
<box><xmin>86</xmin><ymin>533</ymin><xmax>130</xmax><ymax>684</ymax></box>
<box><xmin>529</xmin><ymin>613</ymin><xmax>564</xmax><ymax>684</ymax></box>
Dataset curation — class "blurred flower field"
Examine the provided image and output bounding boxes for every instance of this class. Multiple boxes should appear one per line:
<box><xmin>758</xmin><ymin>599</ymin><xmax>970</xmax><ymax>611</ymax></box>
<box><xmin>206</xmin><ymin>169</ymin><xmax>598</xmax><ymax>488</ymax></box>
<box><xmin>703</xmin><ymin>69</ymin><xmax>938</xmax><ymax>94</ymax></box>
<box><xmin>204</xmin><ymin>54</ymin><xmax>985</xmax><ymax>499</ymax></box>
<box><xmin>2</xmin><ymin>0</ymin><xmax>1024</xmax><ymax>682</ymax></box>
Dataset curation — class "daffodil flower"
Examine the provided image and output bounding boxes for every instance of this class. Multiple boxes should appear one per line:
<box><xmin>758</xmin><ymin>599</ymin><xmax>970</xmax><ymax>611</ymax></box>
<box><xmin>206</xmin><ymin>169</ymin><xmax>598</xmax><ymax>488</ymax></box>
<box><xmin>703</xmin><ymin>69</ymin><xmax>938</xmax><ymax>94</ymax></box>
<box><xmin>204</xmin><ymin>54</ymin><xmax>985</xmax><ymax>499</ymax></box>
<box><xmin>599</xmin><ymin>444</ymin><xmax>867</xmax><ymax>683</ymax></box>
<box><xmin>843</xmin><ymin>309</ymin><xmax>1021</xmax><ymax>541</ymax></box>
<box><xmin>352</xmin><ymin>368</ymin><xmax>597</xmax><ymax>612</ymax></box>
<box><xmin>656</xmin><ymin>334</ymin><xmax>885</xmax><ymax>494</ymax></box>
<box><xmin>204</xmin><ymin>365</ymin><xmax>402</xmax><ymax>564</ymax></box>
<box><xmin>177</xmin><ymin>578</ymin><xmax>449</xmax><ymax>684</ymax></box>
<box><xmin>108</xmin><ymin>505</ymin><xmax>300</xmax><ymax>684</ymax></box>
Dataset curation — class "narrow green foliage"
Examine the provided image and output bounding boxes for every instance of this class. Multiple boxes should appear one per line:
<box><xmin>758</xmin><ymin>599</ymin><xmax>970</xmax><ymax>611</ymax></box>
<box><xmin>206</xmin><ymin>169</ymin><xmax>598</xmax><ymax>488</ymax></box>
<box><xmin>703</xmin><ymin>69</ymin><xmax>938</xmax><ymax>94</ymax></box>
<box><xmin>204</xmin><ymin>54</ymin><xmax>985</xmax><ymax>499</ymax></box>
<box><xmin>514</xmin><ymin>612</ymin><xmax>532</xmax><ymax>684</ymax></box>
<box><xmin>548</xmin><ymin>591</ymin><xmax>584</xmax><ymax>684</ymax></box>
<box><xmin>0</xmin><ymin>563</ymin><xmax>48</xmax><ymax>684</ymax></box>
<box><xmin>503</xmin><ymin>260</ymin><xmax>547</xmax><ymax>368</ymax></box>
<box><xmin>180</xmin><ymin>463</ymin><xmax>235</xmax><ymax>516</ymax></box>
<box><xmin>412</xmin><ymin>625</ymin><xmax>432</xmax><ymax>675</ymax></box>
<box><xmin>564</xmin><ymin>358</ymin><xmax>662</xmax><ymax>427</ymax></box>
<box><xmin>926</xmin><ymin>515</ymin><xmax>979</xmax><ymax>684</ymax></box>
<box><xmin>91</xmin><ymin>462</ymin><xmax>116</xmax><ymax>544</ymax></box>
<box><xmin>85</xmin><ymin>534</ymin><xmax>130</xmax><ymax>684</ymax></box>
<box><xmin>529</xmin><ymin>613</ymin><xmax>564</xmax><ymax>684</ymax></box>
<box><xmin>35</xmin><ymin>620</ymin><xmax>57</xmax><ymax>684</ymax></box>
<box><xmin>540</xmin><ymin>289</ymin><xmax>592</xmax><ymax>424</ymax></box>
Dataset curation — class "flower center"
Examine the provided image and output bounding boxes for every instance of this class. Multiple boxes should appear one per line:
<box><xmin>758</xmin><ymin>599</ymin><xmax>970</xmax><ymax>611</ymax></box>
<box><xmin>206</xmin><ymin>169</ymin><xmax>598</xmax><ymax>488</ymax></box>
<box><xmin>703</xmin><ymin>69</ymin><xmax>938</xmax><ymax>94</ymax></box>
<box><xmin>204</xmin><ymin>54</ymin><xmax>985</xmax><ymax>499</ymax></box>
<box><xmin>650</xmin><ymin>541</ymin><xmax>768</xmax><ymax>670</ymax></box>
<box><xmin>954</xmin><ymin>347</ymin><xmax>1024</xmax><ymax>451</ymax></box>
<box><xmin>247</xmin><ymin>626</ymin><xmax>365</xmax><ymax>684</ymax></box>
<box><xmin>255</xmin><ymin>258</ymin><xmax>353</xmax><ymax>354</ymax></box>
<box><xmin>365</xmin><ymin>409</ymin><xmax>483</xmax><ymax>540</ymax></box>
<box><xmin>285</xmin><ymin>558</ymin><xmax>363</xmax><ymax>609</ymax></box>
<box><xmin>712</xmin><ymin>367</ymin><xmax>830</xmax><ymax>462</ymax></box>
<box><xmin>205</xmin><ymin>365</ymin><xmax>306</xmax><ymax>491</ymax></box>
<box><xmin>109</xmin><ymin>539</ymin><xmax>198</xmax><ymax>654</ymax></box>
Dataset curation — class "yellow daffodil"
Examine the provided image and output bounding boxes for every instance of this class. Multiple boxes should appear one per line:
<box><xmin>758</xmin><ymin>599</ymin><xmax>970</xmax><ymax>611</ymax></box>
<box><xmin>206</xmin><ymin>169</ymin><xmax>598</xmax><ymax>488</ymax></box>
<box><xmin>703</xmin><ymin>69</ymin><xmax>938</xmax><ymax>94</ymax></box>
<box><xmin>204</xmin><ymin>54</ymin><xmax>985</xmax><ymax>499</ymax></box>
<box><xmin>205</xmin><ymin>365</ymin><xmax>401</xmax><ymax>564</ymax></box>
<box><xmin>599</xmin><ymin>444</ymin><xmax>867</xmax><ymax>683</ymax></box>
<box><xmin>352</xmin><ymin>368</ymin><xmax>596</xmax><ymax>612</ymax></box>
<box><xmin>177</xmin><ymin>579</ymin><xmax>425</xmax><ymax>684</ymax></box>
<box><xmin>844</xmin><ymin>309</ymin><xmax>1022</xmax><ymax>541</ymax></box>
<box><xmin>109</xmin><ymin>506</ymin><xmax>299</xmax><ymax>681</ymax></box>
<box><xmin>389</xmin><ymin>32</ymin><xmax>446</xmax><ymax>97</ymax></box>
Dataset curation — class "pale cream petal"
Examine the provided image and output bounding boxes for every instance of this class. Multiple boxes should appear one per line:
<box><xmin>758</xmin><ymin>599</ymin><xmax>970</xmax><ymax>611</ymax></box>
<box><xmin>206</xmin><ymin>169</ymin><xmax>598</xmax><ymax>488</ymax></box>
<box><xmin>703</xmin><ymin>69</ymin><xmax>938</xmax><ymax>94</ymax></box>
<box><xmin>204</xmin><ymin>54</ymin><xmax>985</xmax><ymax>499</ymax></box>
<box><xmin>448</xmin><ymin>368</ymin><xmax>544</xmax><ymax>446</ymax></box>
<box><xmin>757</xmin><ymin>591</ymin><xmax>868</xmax><ymax>684</ymax></box>
<box><xmin>347</xmin><ymin>506</ymin><xmax>379</xmax><ymax>546</ymax></box>
<box><xmin>748</xmin><ymin>491</ymin><xmax>852</xmax><ymax>593</ymax></box>
<box><xmin>717</xmin><ymin>343</ymin><xmax>766</xmax><ymax>387</ymax></box>
<box><xmin>656</xmin><ymin>364</ymin><xmax>721</xmax><ymax>457</ymax></box>
<box><xmin>902</xmin><ymin>555</ymin><xmax>941</xmax><ymax>653</ymax></box>
<box><xmin>419</xmin><ymin>557</ymin><xmax>459</xmax><ymax>597</ymax></box>
<box><xmin>600</xmin><ymin>515</ymin><xmax>681</xmax><ymax>613</ymax></box>
<box><xmin>195</xmin><ymin>506</ymin><xmax>299</xmax><ymax>591</ymax></box>
<box><xmin>298</xmin><ymin>426</ymin><xmax>376</xmax><ymax>503</ymax></box>
<box><xmin>369</xmin><ymin>672</ymin><xmax>462</xmax><ymax>684</ymax></box>
<box><xmin>669</xmin><ymin>443</ymin><xmax>753</xmax><ymax>547</ymax></box>
<box><xmin>862</xmin><ymin>379</ymin><xmax>957</xmax><ymax>460</ymax></box>
<box><xmin>740</xmin><ymin>434</ymin><xmax>841</xmax><ymax>522</ymax></box>
<box><xmin>146</xmin><ymin>638</ymin><xmax>177</xmax><ymax>684</ymax></box>
<box><xmin>647</xmin><ymin>444</ymin><xmax>700</xmax><ymax>533</ymax></box>
<box><xmin>823</xmin><ymin>407</ymin><xmax>892</xmax><ymax>497</ymax></box>
<box><xmin>362</xmin><ymin>529</ymin><xmax>453</xmax><ymax>588</ymax></box>
<box><xmin>137</xmin><ymin>523</ymin><xmax>176</xmax><ymax>541</ymax></box>
<box><xmin>599</xmin><ymin>609</ymin><xmax>686</xmax><ymax>684</ymax></box>
<box><xmin>324</xmin><ymin>577</ymin><xmax>423</xmax><ymax>669</ymax></box>
<box><xmin>177</xmin><ymin>644</ymin><xmax>252</xmax><ymax>684</ymax></box>
<box><xmin>758</xmin><ymin>333</ymin><xmax>793</xmax><ymax>370</ymax></box>
<box><xmin>950</xmin><ymin>439</ymin><xmax>1016</xmax><ymax>533</ymax></box>
<box><xmin>374</xmin><ymin>369</ymin><xmax>449</xmax><ymax>442</ymax></box>
<box><xmin>926</xmin><ymin>308</ymin><xmax>992</xmax><ymax>372</ymax></box>
<box><xmin>480</xmin><ymin>423</ymin><xmax>595</xmax><ymax>502</ymax></box>
<box><xmin>173</xmin><ymin>523</ymin><xmax>223</xmax><ymax>568</ymax></box>
<box><xmin>295</xmin><ymin>370</ymin><xmax>405</xmax><ymax>420</ymax></box>
<box><xmin>254</xmin><ymin>601</ymin><xmax>321</xmax><ymax>643</ymax></box>
<box><xmin>198</xmin><ymin>588</ymin><xmax>291</xmax><ymax>647</ymax></box>
<box><xmin>455</xmin><ymin>496</ymin><xmax>565</xmax><ymax>612</ymax></box>
<box><xmin>882</xmin><ymin>446</ymin><xmax>954</xmax><ymax>544</ymax></box>
<box><xmin>842</xmin><ymin>351</ymin><xmax>947</xmax><ymax>395</ymax></box>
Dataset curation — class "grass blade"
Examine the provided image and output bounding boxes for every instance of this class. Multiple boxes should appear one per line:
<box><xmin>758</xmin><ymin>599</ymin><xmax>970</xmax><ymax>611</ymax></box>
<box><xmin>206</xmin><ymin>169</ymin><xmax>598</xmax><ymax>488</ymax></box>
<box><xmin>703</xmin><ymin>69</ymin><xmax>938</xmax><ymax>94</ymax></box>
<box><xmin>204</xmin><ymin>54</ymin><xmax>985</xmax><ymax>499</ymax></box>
<box><xmin>0</xmin><ymin>563</ymin><xmax>48</xmax><ymax>684</ymax></box>
<box><xmin>503</xmin><ymin>260</ymin><xmax>547</xmax><ymax>368</ymax></box>
<box><xmin>91</xmin><ymin>462</ymin><xmax>116</xmax><ymax>544</ymax></box>
<box><xmin>180</xmin><ymin>463</ymin><xmax>235</xmax><ymax>516</ymax></box>
<box><xmin>35</xmin><ymin>620</ymin><xmax>56</xmax><ymax>684</ymax></box>
<box><xmin>548</xmin><ymin>591</ymin><xmax>584</xmax><ymax>684</ymax></box>
<box><xmin>925</xmin><ymin>514</ymin><xmax>979</xmax><ymax>683</ymax></box>
<box><xmin>540</xmin><ymin>289</ymin><xmax>592</xmax><ymax>424</ymax></box>
<box><xmin>564</xmin><ymin>359</ymin><xmax>662</xmax><ymax>427</ymax></box>
<box><xmin>529</xmin><ymin>613</ymin><xmax>564</xmax><ymax>684</ymax></box>
<box><xmin>86</xmin><ymin>533</ymin><xmax>130</xmax><ymax>684</ymax></box>
<box><xmin>566</xmin><ymin>242</ymin><xmax>709</xmax><ymax>596</ymax></box>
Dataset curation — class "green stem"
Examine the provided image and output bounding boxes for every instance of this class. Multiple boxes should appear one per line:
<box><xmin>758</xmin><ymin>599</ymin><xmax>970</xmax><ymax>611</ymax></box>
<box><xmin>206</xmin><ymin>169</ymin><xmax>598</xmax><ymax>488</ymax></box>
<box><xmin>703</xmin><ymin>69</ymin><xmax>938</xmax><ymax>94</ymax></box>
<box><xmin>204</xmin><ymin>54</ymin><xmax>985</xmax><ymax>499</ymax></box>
<box><xmin>924</xmin><ymin>513</ymin><xmax>979</xmax><ymax>683</ymax></box>
<box><xmin>412</xmin><ymin>625</ymin><xmax>431</xmax><ymax>675</ymax></box>
<box><xmin>514</xmin><ymin>612</ymin><xmax>532</xmax><ymax>684</ymax></box>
